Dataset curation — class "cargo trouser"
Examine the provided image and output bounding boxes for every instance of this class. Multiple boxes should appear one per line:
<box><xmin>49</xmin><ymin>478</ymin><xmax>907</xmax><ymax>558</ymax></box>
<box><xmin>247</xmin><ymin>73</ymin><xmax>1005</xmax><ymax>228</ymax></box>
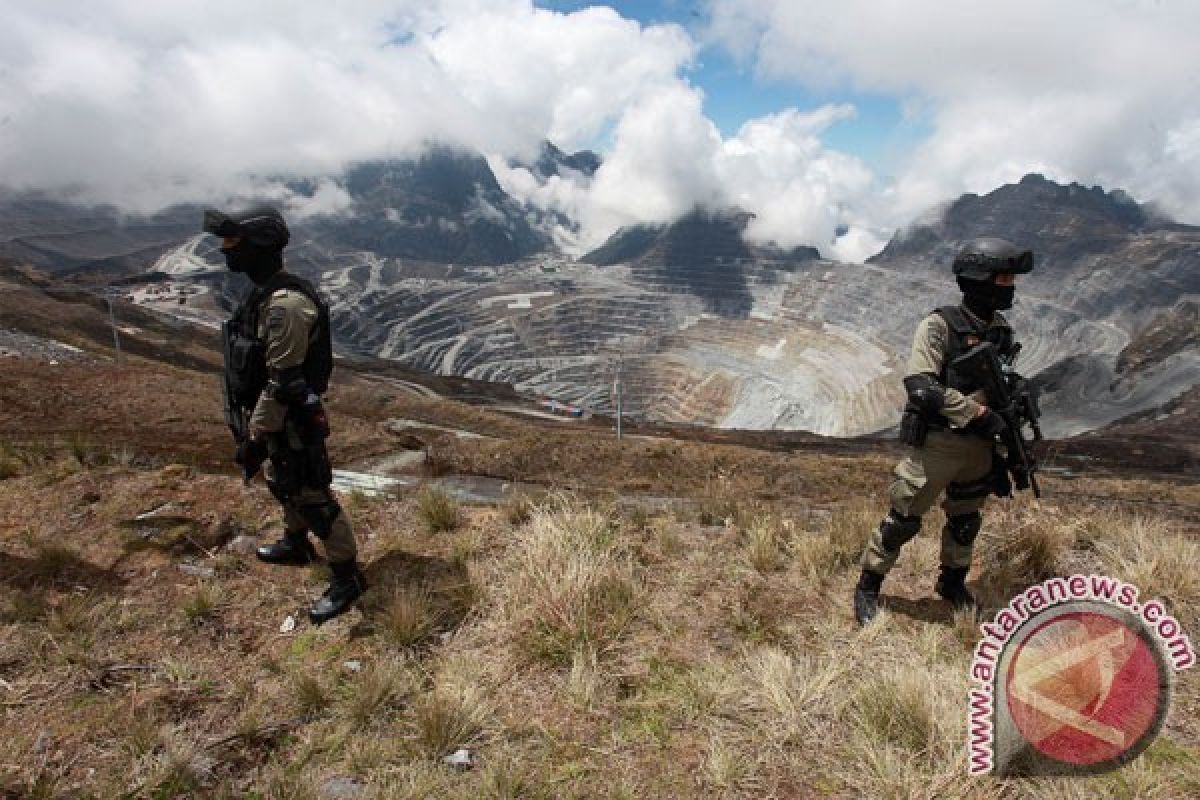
<box><xmin>861</xmin><ymin>429</ymin><xmax>993</xmax><ymax>574</ymax></box>
<box><xmin>263</xmin><ymin>458</ymin><xmax>357</xmax><ymax>563</ymax></box>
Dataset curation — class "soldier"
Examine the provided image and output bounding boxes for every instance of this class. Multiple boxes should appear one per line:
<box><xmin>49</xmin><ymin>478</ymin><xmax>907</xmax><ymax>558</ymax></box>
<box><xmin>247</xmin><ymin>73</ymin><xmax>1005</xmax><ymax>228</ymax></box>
<box><xmin>204</xmin><ymin>207</ymin><xmax>367</xmax><ymax>624</ymax></box>
<box><xmin>853</xmin><ymin>237</ymin><xmax>1035</xmax><ymax>625</ymax></box>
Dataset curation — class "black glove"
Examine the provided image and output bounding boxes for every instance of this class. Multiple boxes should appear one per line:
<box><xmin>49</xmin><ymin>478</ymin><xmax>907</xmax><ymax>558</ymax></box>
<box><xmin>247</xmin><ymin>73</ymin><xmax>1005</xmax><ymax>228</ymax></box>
<box><xmin>970</xmin><ymin>408</ymin><xmax>1008</xmax><ymax>439</ymax></box>
<box><xmin>235</xmin><ymin>438</ymin><xmax>269</xmax><ymax>482</ymax></box>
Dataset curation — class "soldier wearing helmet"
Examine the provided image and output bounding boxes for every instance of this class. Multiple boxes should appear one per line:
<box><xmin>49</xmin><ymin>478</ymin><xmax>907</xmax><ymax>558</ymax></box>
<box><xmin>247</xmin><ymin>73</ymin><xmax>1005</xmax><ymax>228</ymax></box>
<box><xmin>852</xmin><ymin>237</ymin><xmax>1035</xmax><ymax>625</ymax></box>
<box><xmin>204</xmin><ymin>207</ymin><xmax>366</xmax><ymax>625</ymax></box>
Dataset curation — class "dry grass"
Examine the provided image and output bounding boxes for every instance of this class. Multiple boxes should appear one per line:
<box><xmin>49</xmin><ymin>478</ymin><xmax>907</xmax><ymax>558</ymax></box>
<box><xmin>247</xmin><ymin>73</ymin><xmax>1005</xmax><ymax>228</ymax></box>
<box><xmin>416</xmin><ymin>485</ymin><xmax>462</xmax><ymax>533</ymax></box>
<box><xmin>291</xmin><ymin>670</ymin><xmax>332</xmax><ymax>717</ymax></box>
<box><xmin>1</xmin><ymin>433</ymin><xmax>1197</xmax><ymax>798</ymax></box>
<box><xmin>975</xmin><ymin>504</ymin><xmax>1078</xmax><ymax>606</ymax></box>
<box><xmin>181</xmin><ymin>583</ymin><xmax>220</xmax><ymax>624</ymax></box>
<box><xmin>0</xmin><ymin>442</ymin><xmax>21</xmax><ymax>480</ymax></box>
<box><xmin>378</xmin><ymin>585</ymin><xmax>439</xmax><ymax>648</ymax></box>
<box><xmin>499</xmin><ymin>491</ymin><xmax>534</xmax><ymax>526</ymax></box>
<box><xmin>340</xmin><ymin>657</ymin><xmax>414</xmax><ymax>730</ymax></box>
<box><xmin>791</xmin><ymin>502</ymin><xmax>872</xmax><ymax>583</ymax></box>
<box><xmin>1089</xmin><ymin>514</ymin><xmax>1200</xmax><ymax>617</ymax></box>
<box><xmin>697</xmin><ymin>473</ymin><xmax>750</xmax><ymax>527</ymax></box>
<box><xmin>743</xmin><ymin>514</ymin><xmax>787</xmax><ymax>573</ymax></box>
<box><xmin>411</xmin><ymin>682</ymin><xmax>489</xmax><ymax>758</ymax></box>
<box><xmin>27</xmin><ymin>541</ymin><xmax>84</xmax><ymax>583</ymax></box>
<box><xmin>496</xmin><ymin>498</ymin><xmax>640</xmax><ymax>667</ymax></box>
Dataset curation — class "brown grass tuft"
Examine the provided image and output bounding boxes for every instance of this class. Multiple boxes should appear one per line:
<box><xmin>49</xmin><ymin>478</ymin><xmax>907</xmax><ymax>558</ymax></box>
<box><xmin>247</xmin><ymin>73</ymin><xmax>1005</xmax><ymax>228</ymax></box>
<box><xmin>411</xmin><ymin>683</ymin><xmax>489</xmax><ymax>758</ymax></box>
<box><xmin>850</xmin><ymin>668</ymin><xmax>936</xmax><ymax>752</ymax></box>
<box><xmin>417</xmin><ymin>485</ymin><xmax>462</xmax><ymax>533</ymax></box>
<box><xmin>697</xmin><ymin>473</ymin><xmax>750</xmax><ymax>527</ymax></box>
<box><xmin>181</xmin><ymin>584</ymin><xmax>220</xmax><ymax>624</ymax></box>
<box><xmin>290</xmin><ymin>670</ymin><xmax>331</xmax><ymax>717</ymax></box>
<box><xmin>500</xmin><ymin>491</ymin><xmax>534</xmax><ymax>526</ymax></box>
<box><xmin>340</xmin><ymin>657</ymin><xmax>414</xmax><ymax>730</ymax></box>
<box><xmin>977</xmin><ymin>507</ymin><xmax>1077</xmax><ymax>604</ymax></box>
<box><xmin>0</xmin><ymin>442</ymin><xmax>21</xmax><ymax>480</ymax></box>
<box><xmin>379</xmin><ymin>585</ymin><xmax>439</xmax><ymax>648</ymax></box>
<box><xmin>1092</xmin><ymin>515</ymin><xmax>1200</xmax><ymax>615</ymax></box>
<box><xmin>28</xmin><ymin>543</ymin><xmax>84</xmax><ymax>583</ymax></box>
<box><xmin>498</xmin><ymin>498</ymin><xmax>639</xmax><ymax>667</ymax></box>
<box><xmin>744</xmin><ymin>514</ymin><xmax>787</xmax><ymax>573</ymax></box>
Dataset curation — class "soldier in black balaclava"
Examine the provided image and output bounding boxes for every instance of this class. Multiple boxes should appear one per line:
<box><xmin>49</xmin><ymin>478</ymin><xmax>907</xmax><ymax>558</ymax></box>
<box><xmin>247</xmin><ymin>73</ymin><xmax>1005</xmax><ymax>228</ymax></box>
<box><xmin>205</xmin><ymin>208</ymin><xmax>367</xmax><ymax>625</ymax></box>
<box><xmin>852</xmin><ymin>237</ymin><xmax>1035</xmax><ymax>625</ymax></box>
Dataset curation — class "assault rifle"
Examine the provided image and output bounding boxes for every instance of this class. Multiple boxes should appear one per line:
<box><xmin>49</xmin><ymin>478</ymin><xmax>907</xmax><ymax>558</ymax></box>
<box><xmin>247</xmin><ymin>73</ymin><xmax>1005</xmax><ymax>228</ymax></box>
<box><xmin>221</xmin><ymin>319</ymin><xmax>266</xmax><ymax>482</ymax></box>
<box><xmin>948</xmin><ymin>341</ymin><xmax>1043</xmax><ymax>498</ymax></box>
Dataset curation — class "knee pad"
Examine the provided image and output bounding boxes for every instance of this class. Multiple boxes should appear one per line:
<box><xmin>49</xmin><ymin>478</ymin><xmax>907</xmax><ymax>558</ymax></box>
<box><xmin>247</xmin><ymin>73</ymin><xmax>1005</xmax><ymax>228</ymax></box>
<box><xmin>298</xmin><ymin>499</ymin><xmax>341</xmax><ymax>539</ymax></box>
<box><xmin>945</xmin><ymin>511</ymin><xmax>982</xmax><ymax>547</ymax></box>
<box><xmin>880</xmin><ymin>510</ymin><xmax>922</xmax><ymax>552</ymax></box>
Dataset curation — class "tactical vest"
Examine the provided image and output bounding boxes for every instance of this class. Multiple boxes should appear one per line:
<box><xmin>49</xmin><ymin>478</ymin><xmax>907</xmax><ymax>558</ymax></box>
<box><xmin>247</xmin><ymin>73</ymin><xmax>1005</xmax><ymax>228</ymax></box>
<box><xmin>932</xmin><ymin>305</ymin><xmax>1014</xmax><ymax>391</ymax></box>
<box><xmin>223</xmin><ymin>271</ymin><xmax>333</xmax><ymax>411</ymax></box>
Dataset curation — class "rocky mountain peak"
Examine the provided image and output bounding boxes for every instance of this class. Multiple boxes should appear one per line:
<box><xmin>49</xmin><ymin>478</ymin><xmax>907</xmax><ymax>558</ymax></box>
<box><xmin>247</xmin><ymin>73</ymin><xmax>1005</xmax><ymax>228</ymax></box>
<box><xmin>527</xmin><ymin>141</ymin><xmax>601</xmax><ymax>180</ymax></box>
<box><xmin>871</xmin><ymin>173</ymin><xmax>1158</xmax><ymax>266</ymax></box>
<box><xmin>300</xmin><ymin>144</ymin><xmax>552</xmax><ymax>266</ymax></box>
<box><xmin>582</xmin><ymin>207</ymin><xmax>819</xmax><ymax>268</ymax></box>
<box><xmin>343</xmin><ymin>146</ymin><xmax>505</xmax><ymax>213</ymax></box>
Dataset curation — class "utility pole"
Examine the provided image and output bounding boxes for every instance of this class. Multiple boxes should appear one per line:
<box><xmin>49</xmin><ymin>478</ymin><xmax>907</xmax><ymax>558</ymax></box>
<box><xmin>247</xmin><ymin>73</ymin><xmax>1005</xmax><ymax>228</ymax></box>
<box><xmin>613</xmin><ymin>346</ymin><xmax>624</xmax><ymax>441</ymax></box>
<box><xmin>0</xmin><ymin>285</ymin><xmax>123</xmax><ymax>368</ymax></box>
<box><xmin>103</xmin><ymin>293</ymin><xmax>122</xmax><ymax>368</ymax></box>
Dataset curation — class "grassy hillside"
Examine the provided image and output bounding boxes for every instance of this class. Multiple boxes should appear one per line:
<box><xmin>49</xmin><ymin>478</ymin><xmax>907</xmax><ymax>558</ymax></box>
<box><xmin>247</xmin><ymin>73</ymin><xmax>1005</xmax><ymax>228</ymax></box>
<box><xmin>1</xmin><ymin>425</ymin><xmax>1197</xmax><ymax>798</ymax></box>
<box><xmin>1</xmin><ymin>271</ymin><xmax>1198</xmax><ymax>797</ymax></box>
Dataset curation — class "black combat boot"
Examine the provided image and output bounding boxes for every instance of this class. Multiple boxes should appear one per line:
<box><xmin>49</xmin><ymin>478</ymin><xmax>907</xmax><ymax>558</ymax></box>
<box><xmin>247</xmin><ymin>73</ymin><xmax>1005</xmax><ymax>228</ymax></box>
<box><xmin>309</xmin><ymin>561</ymin><xmax>367</xmax><ymax>625</ymax></box>
<box><xmin>935</xmin><ymin>566</ymin><xmax>978</xmax><ymax>612</ymax></box>
<box><xmin>853</xmin><ymin>569</ymin><xmax>885</xmax><ymax>625</ymax></box>
<box><xmin>256</xmin><ymin>530</ymin><xmax>319</xmax><ymax>565</ymax></box>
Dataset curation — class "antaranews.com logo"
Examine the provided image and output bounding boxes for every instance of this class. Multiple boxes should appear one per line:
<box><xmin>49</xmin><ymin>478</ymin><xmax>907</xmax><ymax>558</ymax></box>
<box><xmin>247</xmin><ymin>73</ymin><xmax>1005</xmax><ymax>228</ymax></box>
<box><xmin>967</xmin><ymin>574</ymin><xmax>1195</xmax><ymax>776</ymax></box>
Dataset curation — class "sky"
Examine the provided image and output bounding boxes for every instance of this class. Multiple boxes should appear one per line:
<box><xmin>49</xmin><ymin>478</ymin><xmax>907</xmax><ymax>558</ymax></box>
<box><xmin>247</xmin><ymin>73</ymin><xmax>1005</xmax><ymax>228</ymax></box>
<box><xmin>1</xmin><ymin>1</ymin><xmax>1198</xmax><ymax>262</ymax></box>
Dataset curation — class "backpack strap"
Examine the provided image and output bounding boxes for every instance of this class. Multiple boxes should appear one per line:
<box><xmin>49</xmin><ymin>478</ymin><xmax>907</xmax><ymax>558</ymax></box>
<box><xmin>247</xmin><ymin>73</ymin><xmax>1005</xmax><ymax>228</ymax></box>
<box><xmin>932</xmin><ymin>305</ymin><xmax>980</xmax><ymax>336</ymax></box>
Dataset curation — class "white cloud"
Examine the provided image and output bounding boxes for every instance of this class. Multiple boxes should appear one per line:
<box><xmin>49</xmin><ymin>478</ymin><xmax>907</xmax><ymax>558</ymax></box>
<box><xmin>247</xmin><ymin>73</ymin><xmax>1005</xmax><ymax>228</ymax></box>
<box><xmin>7</xmin><ymin>1</ymin><xmax>1192</xmax><ymax>265</ymax></box>
<box><xmin>0</xmin><ymin>1</ymin><xmax>690</xmax><ymax>206</ymax></box>
<box><xmin>495</xmin><ymin>89</ymin><xmax>884</xmax><ymax>258</ymax></box>
<box><xmin>0</xmin><ymin>0</ymin><xmax>888</xmax><ymax>261</ymax></box>
<box><xmin>284</xmin><ymin>180</ymin><xmax>355</xmax><ymax>219</ymax></box>
<box><xmin>705</xmin><ymin>0</ymin><xmax>1200</xmax><ymax>226</ymax></box>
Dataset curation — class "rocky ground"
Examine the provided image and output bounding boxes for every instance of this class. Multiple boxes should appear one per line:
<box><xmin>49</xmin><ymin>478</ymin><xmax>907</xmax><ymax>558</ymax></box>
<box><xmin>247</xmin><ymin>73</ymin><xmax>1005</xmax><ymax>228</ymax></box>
<box><xmin>0</xmin><ymin>328</ymin><xmax>91</xmax><ymax>363</ymax></box>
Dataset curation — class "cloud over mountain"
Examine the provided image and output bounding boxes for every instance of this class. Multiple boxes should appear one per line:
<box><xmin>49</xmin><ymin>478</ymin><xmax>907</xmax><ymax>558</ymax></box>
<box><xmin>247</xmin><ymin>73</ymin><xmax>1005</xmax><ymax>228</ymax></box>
<box><xmin>705</xmin><ymin>0</ymin><xmax>1200</xmax><ymax>228</ymax></box>
<box><xmin>0</xmin><ymin>1</ymin><xmax>886</xmax><ymax>260</ymax></box>
<box><xmin>2</xmin><ymin>1</ymin><xmax>1196</xmax><ymax>263</ymax></box>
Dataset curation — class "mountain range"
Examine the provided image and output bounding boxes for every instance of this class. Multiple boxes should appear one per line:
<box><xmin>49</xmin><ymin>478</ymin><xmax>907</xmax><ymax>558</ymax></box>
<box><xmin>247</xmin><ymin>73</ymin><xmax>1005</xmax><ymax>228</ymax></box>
<box><xmin>0</xmin><ymin>146</ymin><xmax>1196</xmax><ymax>443</ymax></box>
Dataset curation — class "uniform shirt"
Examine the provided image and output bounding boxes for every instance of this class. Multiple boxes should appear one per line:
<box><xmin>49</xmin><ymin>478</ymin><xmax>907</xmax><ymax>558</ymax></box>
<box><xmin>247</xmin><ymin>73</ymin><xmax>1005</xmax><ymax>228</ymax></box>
<box><xmin>906</xmin><ymin>305</ymin><xmax>1010</xmax><ymax>429</ymax></box>
<box><xmin>249</xmin><ymin>283</ymin><xmax>318</xmax><ymax>438</ymax></box>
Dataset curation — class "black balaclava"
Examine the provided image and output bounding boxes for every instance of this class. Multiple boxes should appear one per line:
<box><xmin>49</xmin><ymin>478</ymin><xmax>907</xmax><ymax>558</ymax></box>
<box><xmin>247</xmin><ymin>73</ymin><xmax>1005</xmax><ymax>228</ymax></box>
<box><xmin>957</xmin><ymin>276</ymin><xmax>1015</xmax><ymax>318</ymax></box>
<box><xmin>223</xmin><ymin>240</ymin><xmax>284</xmax><ymax>286</ymax></box>
<box><xmin>951</xmin><ymin>237</ymin><xmax>1032</xmax><ymax>320</ymax></box>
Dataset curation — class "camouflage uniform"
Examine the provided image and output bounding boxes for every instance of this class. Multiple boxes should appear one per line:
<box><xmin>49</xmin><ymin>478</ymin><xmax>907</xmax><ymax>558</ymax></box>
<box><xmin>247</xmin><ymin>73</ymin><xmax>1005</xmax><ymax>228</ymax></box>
<box><xmin>852</xmin><ymin>236</ymin><xmax>1035</xmax><ymax>627</ymax></box>
<box><xmin>250</xmin><ymin>285</ymin><xmax>357</xmax><ymax>564</ymax></box>
<box><xmin>860</xmin><ymin>308</ymin><xmax>1007</xmax><ymax>574</ymax></box>
<box><xmin>207</xmin><ymin>206</ymin><xmax>365</xmax><ymax>624</ymax></box>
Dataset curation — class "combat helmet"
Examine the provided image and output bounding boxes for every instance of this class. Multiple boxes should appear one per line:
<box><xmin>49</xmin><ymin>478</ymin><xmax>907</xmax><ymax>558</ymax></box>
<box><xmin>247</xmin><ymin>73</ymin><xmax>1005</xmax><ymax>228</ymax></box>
<box><xmin>952</xmin><ymin>237</ymin><xmax>1034</xmax><ymax>280</ymax></box>
<box><xmin>202</xmin><ymin>207</ymin><xmax>290</xmax><ymax>249</ymax></box>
